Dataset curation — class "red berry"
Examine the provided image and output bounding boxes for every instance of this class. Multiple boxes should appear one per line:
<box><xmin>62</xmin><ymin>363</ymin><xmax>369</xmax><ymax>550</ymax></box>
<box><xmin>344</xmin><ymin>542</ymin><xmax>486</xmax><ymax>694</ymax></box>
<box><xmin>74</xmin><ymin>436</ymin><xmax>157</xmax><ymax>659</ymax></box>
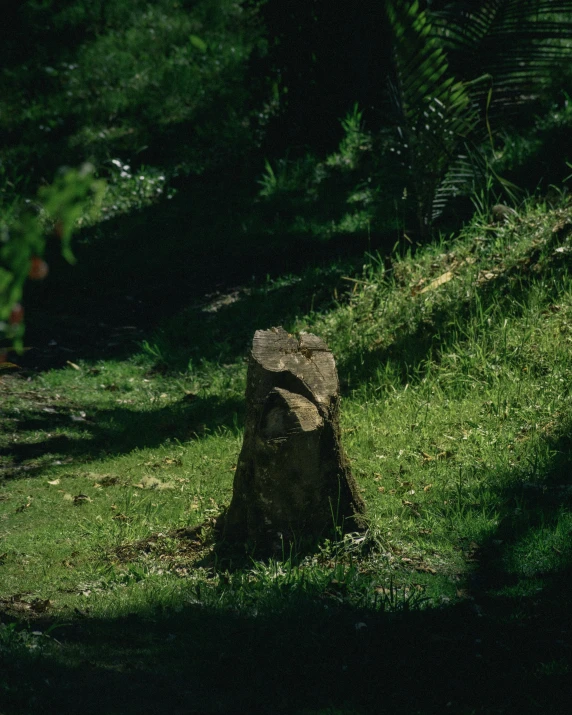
<box><xmin>29</xmin><ymin>256</ymin><xmax>49</xmax><ymax>280</ymax></box>
<box><xmin>9</xmin><ymin>303</ymin><xmax>24</xmax><ymax>326</ymax></box>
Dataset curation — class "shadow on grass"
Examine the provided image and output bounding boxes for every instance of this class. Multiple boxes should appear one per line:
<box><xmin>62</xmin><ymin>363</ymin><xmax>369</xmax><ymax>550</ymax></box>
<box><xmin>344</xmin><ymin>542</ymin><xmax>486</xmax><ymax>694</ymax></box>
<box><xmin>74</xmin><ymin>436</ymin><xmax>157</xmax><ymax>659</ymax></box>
<box><xmin>145</xmin><ymin>237</ymin><xmax>569</xmax><ymax>391</ymax></box>
<box><xmin>20</xmin><ymin>163</ymin><xmax>383</xmax><ymax>372</ymax></box>
<box><xmin>145</xmin><ymin>264</ymin><xmax>364</xmax><ymax>372</ymax></box>
<box><xmin>469</xmin><ymin>421</ymin><xmax>572</xmax><ymax>610</ymax></box>
<box><xmin>0</xmin><ymin>393</ymin><xmax>244</xmax><ymax>480</ymax></box>
<box><xmin>2</xmin><ymin>390</ymin><xmax>572</xmax><ymax>715</ymax></box>
<box><xmin>5</xmin><ymin>241</ymin><xmax>569</xmax><ymax>481</ymax></box>
<box><xmin>1</xmin><ymin>574</ymin><xmax>571</xmax><ymax>714</ymax></box>
<box><xmin>1</xmin><ymin>256</ymin><xmax>361</xmax><ymax>476</ymax></box>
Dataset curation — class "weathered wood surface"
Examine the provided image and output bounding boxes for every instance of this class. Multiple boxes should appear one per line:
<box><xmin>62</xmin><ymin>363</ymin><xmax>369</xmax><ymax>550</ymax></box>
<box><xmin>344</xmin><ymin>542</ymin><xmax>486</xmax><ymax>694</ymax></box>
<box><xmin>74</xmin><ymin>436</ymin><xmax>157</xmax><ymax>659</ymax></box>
<box><xmin>219</xmin><ymin>326</ymin><xmax>365</xmax><ymax>552</ymax></box>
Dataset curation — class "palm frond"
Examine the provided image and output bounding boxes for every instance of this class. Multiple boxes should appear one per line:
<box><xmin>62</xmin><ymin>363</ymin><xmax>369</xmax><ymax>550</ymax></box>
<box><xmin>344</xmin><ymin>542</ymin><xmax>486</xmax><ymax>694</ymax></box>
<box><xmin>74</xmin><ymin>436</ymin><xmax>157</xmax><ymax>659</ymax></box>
<box><xmin>431</xmin><ymin>152</ymin><xmax>476</xmax><ymax>221</ymax></box>
<box><xmin>385</xmin><ymin>0</ymin><xmax>478</xmax><ymax>233</ymax></box>
<box><xmin>432</xmin><ymin>0</ymin><xmax>572</xmax><ymax>110</ymax></box>
<box><xmin>385</xmin><ymin>0</ymin><xmax>572</xmax><ymax>234</ymax></box>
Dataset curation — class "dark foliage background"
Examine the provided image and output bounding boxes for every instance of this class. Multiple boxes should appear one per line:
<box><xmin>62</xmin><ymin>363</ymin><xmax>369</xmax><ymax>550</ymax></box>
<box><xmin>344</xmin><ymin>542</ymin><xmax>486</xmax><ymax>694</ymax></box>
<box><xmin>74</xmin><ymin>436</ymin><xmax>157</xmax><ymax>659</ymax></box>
<box><xmin>2</xmin><ymin>0</ymin><xmax>572</xmax><ymax>361</ymax></box>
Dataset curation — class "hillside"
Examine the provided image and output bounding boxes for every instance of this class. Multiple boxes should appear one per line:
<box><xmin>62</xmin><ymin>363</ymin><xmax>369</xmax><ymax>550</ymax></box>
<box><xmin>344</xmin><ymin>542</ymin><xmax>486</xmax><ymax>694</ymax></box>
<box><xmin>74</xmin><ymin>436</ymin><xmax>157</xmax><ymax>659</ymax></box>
<box><xmin>2</xmin><ymin>199</ymin><xmax>572</xmax><ymax>714</ymax></box>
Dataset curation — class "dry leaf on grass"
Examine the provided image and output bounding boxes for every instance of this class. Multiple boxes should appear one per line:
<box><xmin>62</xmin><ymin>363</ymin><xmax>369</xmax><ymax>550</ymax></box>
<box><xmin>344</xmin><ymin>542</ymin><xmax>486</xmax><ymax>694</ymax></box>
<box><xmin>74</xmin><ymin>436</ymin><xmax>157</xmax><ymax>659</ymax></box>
<box><xmin>63</xmin><ymin>493</ymin><xmax>91</xmax><ymax>504</ymax></box>
<box><xmin>416</xmin><ymin>565</ymin><xmax>437</xmax><ymax>574</ymax></box>
<box><xmin>0</xmin><ymin>595</ymin><xmax>53</xmax><ymax>613</ymax></box>
<box><xmin>402</xmin><ymin>500</ymin><xmax>421</xmax><ymax>517</ymax></box>
<box><xmin>417</xmin><ymin>271</ymin><xmax>454</xmax><ymax>295</ymax></box>
<box><xmin>134</xmin><ymin>475</ymin><xmax>175</xmax><ymax>490</ymax></box>
<box><xmin>30</xmin><ymin>598</ymin><xmax>52</xmax><ymax>613</ymax></box>
<box><xmin>94</xmin><ymin>475</ymin><xmax>120</xmax><ymax>487</ymax></box>
<box><xmin>164</xmin><ymin>457</ymin><xmax>182</xmax><ymax>466</ymax></box>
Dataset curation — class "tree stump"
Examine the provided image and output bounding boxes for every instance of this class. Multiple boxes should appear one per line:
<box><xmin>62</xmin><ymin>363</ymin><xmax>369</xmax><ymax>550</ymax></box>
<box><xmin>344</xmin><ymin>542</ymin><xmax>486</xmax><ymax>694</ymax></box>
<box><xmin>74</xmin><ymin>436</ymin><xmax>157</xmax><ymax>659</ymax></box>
<box><xmin>219</xmin><ymin>326</ymin><xmax>365</xmax><ymax>552</ymax></box>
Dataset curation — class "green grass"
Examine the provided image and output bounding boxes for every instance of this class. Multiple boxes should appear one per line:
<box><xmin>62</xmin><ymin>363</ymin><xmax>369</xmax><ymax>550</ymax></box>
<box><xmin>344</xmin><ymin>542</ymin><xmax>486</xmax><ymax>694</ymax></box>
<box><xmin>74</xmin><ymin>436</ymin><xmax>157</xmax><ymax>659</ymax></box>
<box><xmin>2</xmin><ymin>200</ymin><xmax>572</xmax><ymax>713</ymax></box>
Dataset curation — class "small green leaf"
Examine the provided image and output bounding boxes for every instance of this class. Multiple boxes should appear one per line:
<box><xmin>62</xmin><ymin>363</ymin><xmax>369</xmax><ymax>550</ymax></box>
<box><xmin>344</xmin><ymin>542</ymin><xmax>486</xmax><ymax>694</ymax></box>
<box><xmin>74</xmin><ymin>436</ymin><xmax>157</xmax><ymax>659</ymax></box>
<box><xmin>189</xmin><ymin>34</ymin><xmax>207</xmax><ymax>52</ymax></box>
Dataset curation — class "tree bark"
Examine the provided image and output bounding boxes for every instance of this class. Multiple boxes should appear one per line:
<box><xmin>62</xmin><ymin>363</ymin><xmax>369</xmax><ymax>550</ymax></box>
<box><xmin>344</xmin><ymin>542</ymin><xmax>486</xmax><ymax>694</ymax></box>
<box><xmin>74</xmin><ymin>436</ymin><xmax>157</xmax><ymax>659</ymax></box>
<box><xmin>219</xmin><ymin>326</ymin><xmax>365</xmax><ymax>553</ymax></box>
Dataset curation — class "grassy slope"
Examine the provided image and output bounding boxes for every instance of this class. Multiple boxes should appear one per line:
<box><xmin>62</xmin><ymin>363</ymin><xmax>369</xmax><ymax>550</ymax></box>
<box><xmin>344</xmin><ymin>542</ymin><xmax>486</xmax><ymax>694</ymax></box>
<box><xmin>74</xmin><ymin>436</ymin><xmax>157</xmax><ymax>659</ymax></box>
<box><xmin>1</xmin><ymin>201</ymin><xmax>572</xmax><ymax>713</ymax></box>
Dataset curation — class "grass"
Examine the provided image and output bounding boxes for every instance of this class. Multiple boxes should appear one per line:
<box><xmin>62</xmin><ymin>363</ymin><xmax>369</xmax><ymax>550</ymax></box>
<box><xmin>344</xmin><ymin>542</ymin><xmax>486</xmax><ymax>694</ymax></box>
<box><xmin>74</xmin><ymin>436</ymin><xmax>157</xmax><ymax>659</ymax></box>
<box><xmin>2</xmin><ymin>199</ymin><xmax>572</xmax><ymax>713</ymax></box>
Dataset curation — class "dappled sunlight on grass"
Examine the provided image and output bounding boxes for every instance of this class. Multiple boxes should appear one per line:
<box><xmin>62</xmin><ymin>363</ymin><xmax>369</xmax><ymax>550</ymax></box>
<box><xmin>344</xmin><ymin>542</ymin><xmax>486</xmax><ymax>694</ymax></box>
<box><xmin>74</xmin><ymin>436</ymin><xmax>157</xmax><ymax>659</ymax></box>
<box><xmin>2</xmin><ymin>201</ymin><xmax>572</xmax><ymax>713</ymax></box>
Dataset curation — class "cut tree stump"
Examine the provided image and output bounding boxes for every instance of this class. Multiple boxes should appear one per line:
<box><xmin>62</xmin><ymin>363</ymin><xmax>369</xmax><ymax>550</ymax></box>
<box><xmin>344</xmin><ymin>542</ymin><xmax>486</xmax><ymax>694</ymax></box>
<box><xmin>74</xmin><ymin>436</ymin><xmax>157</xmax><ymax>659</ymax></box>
<box><xmin>219</xmin><ymin>326</ymin><xmax>365</xmax><ymax>552</ymax></box>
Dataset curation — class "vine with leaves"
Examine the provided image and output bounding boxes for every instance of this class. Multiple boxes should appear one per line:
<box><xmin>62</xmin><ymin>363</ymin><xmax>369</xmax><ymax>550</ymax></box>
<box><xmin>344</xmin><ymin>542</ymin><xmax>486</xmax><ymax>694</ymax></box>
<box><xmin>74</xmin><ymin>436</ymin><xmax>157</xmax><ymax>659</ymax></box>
<box><xmin>0</xmin><ymin>164</ymin><xmax>105</xmax><ymax>363</ymax></box>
